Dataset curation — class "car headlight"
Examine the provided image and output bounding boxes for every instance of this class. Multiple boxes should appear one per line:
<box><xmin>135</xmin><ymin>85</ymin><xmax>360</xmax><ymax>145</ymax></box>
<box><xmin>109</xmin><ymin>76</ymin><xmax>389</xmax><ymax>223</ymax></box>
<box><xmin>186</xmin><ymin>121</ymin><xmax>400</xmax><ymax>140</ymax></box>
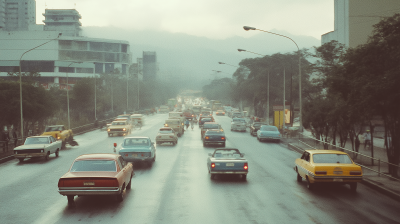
<box><xmin>107</xmin><ymin>129</ymin><xmax>111</xmax><ymax>132</ymax></box>
<box><xmin>123</xmin><ymin>128</ymin><xmax>126</xmax><ymax>131</ymax></box>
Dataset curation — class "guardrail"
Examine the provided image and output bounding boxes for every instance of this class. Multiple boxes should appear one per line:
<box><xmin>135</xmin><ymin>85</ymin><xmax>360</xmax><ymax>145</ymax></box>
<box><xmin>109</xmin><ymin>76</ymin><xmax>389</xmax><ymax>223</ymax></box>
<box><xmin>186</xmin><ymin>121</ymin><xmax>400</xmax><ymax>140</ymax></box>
<box><xmin>287</xmin><ymin>132</ymin><xmax>400</xmax><ymax>181</ymax></box>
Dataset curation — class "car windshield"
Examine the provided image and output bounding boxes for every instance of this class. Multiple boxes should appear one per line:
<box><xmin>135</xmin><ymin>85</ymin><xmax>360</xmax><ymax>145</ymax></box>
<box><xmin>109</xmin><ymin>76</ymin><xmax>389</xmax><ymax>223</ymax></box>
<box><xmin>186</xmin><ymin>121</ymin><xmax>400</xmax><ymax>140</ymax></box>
<box><xmin>261</xmin><ymin>126</ymin><xmax>278</xmax><ymax>131</ymax></box>
<box><xmin>214</xmin><ymin>150</ymin><xmax>241</xmax><ymax>159</ymax></box>
<box><xmin>233</xmin><ymin>118</ymin><xmax>245</xmax><ymax>123</ymax></box>
<box><xmin>44</xmin><ymin>126</ymin><xmax>62</xmax><ymax>132</ymax></box>
<box><xmin>25</xmin><ymin>137</ymin><xmax>49</xmax><ymax>144</ymax></box>
<box><xmin>112</xmin><ymin>122</ymin><xmax>126</xmax><ymax>125</ymax></box>
<box><xmin>70</xmin><ymin>160</ymin><xmax>117</xmax><ymax>172</ymax></box>
<box><xmin>313</xmin><ymin>154</ymin><xmax>353</xmax><ymax>164</ymax></box>
<box><xmin>124</xmin><ymin>138</ymin><xmax>150</xmax><ymax>146</ymax></box>
<box><xmin>159</xmin><ymin>129</ymin><xmax>173</xmax><ymax>133</ymax></box>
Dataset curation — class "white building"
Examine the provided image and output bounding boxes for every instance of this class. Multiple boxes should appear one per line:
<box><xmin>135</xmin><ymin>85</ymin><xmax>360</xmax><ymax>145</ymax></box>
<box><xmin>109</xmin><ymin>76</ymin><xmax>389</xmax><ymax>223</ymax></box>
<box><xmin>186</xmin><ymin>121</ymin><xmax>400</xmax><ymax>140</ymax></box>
<box><xmin>0</xmin><ymin>0</ymin><xmax>36</xmax><ymax>31</ymax></box>
<box><xmin>43</xmin><ymin>9</ymin><xmax>81</xmax><ymax>37</ymax></box>
<box><xmin>321</xmin><ymin>0</ymin><xmax>400</xmax><ymax>48</ymax></box>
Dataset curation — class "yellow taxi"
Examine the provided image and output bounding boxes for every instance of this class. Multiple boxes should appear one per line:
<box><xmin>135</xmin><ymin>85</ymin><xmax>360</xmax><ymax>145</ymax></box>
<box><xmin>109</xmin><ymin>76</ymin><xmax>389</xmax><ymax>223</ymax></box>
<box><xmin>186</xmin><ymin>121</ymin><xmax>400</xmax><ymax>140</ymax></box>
<box><xmin>294</xmin><ymin>150</ymin><xmax>362</xmax><ymax>192</ymax></box>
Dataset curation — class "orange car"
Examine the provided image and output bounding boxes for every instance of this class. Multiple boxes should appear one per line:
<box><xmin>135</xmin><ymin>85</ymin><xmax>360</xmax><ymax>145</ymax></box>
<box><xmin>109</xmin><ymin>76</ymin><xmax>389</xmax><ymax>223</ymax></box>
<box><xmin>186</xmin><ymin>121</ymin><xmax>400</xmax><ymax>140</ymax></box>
<box><xmin>58</xmin><ymin>153</ymin><xmax>134</xmax><ymax>204</ymax></box>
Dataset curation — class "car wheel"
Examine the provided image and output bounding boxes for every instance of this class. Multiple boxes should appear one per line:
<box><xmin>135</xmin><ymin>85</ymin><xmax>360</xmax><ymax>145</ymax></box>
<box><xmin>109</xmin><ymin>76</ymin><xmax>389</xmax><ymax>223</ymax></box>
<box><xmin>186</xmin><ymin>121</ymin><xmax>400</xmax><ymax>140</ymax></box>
<box><xmin>306</xmin><ymin>178</ymin><xmax>314</xmax><ymax>190</ymax></box>
<box><xmin>126</xmin><ymin>175</ymin><xmax>133</xmax><ymax>190</ymax></box>
<box><xmin>55</xmin><ymin>149</ymin><xmax>59</xmax><ymax>157</ymax></box>
<box><xmin>242</xmin><ymin>174</ymin><xmax>247</xmax><ymax>181</ymax></box>
<box><xmin>67</xmin><ymin>195</ymin><xmax>74</xmax><ymax>204</ymax></box>
<box><xmin>116</xmin><ymin>185</ymin><xmax>124</xmax><ymax>202</ymax></box>
<box><xmin>174</xmin><ymin>140</ymin><xmax>178</xmax><ymax>145</ymax></box>
<box><xmin>152</xmin><ymin>154</ymin><xmax>156</xmax><ymax>162</ymax></box>
<box><xmin>18</xmin><ymin>158</ymin><xmax>24</xmax><ymax>163</ymax></box>
<box><xmin>297</xmin><ymin>172</ymin><xmax>302</xmax><ymax>182</ymax></box>
<box><xmin>210</xmin><ymin>174</ymin><xmax>215</xmax><ymax>179</ymax></box>
<box><xmin>45</xmin><ymin>152</ymin><xmax>50</xmax><ymax>161</ymax></box>
<box><xmin>350</xmin><ymin>183</ymin><xmax>357</xmax><ymax>192</ymax></box>
<box><xmin>177</xmin><ymin>133</ymin><xmax>181</xmax><ymax>137</ymax></box>
<box><xmin>257</xmin><ymin>136</ymin><xmax>260</xmax><ymax>141</ymax></box>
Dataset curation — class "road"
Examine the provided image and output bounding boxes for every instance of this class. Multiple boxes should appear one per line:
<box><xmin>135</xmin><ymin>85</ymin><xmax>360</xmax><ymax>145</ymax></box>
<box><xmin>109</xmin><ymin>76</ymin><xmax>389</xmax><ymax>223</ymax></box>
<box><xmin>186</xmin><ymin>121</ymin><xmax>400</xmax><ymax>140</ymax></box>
<box><xmin>0</xmin><ymin>113</ymin><xmax>399</xmax><ymax>224</ymax></box>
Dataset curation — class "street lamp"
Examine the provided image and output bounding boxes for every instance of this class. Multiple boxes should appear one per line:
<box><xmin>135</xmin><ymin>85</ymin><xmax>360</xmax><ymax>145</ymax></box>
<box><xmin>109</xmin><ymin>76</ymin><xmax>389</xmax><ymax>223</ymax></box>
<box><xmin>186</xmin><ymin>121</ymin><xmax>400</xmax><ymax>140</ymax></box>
<box><xmin>218</xmin><ymin>61</ymin><xmax>239</xmax><ymax>68</ymax></box>
<box><xmin>19</xmin><ymin>33</ymin><xmax>61</xmax><ymax>139</ymax></box>
<box><xmin>243</xmin><ymin>26</ymin><xmax>302</xmax><ymax>131</ymax></box>
<box><xmin>66</xmin><ymin>61</ymin><xmax>82</xmax><ymax>130</ymax></box>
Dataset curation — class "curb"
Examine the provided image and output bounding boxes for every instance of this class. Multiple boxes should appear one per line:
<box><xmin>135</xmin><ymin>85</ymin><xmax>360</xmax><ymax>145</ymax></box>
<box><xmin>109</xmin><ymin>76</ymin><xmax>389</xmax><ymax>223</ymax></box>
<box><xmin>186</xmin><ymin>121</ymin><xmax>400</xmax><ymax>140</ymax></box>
<box><xmin>361</xmin><ymin>178</ymin><xmax>400</xmax><ymax>202</ymax></box>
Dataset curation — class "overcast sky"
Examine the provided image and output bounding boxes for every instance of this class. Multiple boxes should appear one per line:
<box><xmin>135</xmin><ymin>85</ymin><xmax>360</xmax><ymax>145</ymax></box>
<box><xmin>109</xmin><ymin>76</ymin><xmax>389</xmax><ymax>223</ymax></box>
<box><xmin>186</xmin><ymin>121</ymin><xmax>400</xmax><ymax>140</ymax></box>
<box><xmin>36</xmin><ymin>0</ymin><xmax>334</xmax><ymax>40</ymax></box>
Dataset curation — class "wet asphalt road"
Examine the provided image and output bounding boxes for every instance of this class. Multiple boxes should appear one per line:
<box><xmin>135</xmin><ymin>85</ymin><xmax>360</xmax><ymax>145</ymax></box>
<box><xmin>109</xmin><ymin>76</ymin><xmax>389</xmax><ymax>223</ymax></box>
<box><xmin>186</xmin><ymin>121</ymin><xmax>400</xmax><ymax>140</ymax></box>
<box><xmin>0</xmin><ymin>113</ymin><xmax>399</xmax><ymax>224</ymax></box>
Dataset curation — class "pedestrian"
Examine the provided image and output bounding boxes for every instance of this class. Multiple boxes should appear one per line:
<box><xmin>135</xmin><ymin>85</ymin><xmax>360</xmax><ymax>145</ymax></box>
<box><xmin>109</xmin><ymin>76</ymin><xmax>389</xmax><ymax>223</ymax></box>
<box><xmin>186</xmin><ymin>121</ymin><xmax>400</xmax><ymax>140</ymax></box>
<box><xmin>13</xmin><ymin>130</ymin><xmax>18</xmax><ymax>147</ymax></box>
<box><xmin>363</xmin><ymin>130</ymin><xmax>371</xmax><ymax>149</ymax></box>
<box><xmin>2</xmin><ymin>131</ymin><xmax>9</xmax><ymax>151</ymax></box>
<box><xmin>355</xmin><ymin>136</ymin><xmax>360</xmax><ymax>152</ymax></box>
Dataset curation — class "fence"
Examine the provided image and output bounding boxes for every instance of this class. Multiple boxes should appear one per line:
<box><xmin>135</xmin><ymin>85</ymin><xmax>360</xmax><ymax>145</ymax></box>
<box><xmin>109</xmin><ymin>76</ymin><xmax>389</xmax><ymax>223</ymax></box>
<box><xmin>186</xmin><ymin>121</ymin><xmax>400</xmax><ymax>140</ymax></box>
<box><xmin>288</xmin><ymin>132</ymin><xmax>400</xmax><ymax>181</ymax></box>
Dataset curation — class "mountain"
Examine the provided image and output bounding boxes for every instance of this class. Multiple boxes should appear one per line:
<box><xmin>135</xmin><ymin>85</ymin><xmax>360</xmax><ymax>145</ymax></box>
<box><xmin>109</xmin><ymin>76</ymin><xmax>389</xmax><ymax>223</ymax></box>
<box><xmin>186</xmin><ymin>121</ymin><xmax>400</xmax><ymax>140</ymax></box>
<box><xmin>82</xmin><ymin>26</ymin><xmax>320</xmax><ymax>89</ymax></box>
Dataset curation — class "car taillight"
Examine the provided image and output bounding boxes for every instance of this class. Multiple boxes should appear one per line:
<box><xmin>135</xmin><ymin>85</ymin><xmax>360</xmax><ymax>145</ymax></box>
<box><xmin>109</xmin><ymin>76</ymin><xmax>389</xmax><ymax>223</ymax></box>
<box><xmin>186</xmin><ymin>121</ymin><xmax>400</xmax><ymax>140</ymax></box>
<box><xmin>205</xmin><ymin>136</ymin><xmax>209</xmax><ymax>139</ymax></box>
<box><xmin>221</xmin><ymin>137</ymin><xmax>225</xmax><ymax>140</ymax></box>
<box><xmin>244</xmin><ymin>163</ymin><xmax>248</xmax><ymax>170</ymax></box>
<box><xmin>315</xmin><ymin>171</ymin><xmax>327</xmax><ymax>175</ymax></box>
<box><xmin>211</xmin><ymin>163</ymin><xmax>215</xmax><ymax>168</ymax></box>
<box><xmin>350</xmin><ymin>171</ymin><xmax>362</xmax><ymax>175</ymax></box>
<box><xmin>169</xmin><ymin>136</ymin><xmax>173</xmax><ymax>138</ymax></box>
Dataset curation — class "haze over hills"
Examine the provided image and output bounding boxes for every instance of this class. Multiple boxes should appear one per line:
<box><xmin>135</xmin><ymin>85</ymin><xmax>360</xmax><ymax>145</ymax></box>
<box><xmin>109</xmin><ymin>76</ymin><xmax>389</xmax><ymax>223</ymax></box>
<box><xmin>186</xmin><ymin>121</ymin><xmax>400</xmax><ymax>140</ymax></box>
<box><xmin>82</xmin><ymin>26</ymin><xmax>321</xmax><ymax>90</ymax></box>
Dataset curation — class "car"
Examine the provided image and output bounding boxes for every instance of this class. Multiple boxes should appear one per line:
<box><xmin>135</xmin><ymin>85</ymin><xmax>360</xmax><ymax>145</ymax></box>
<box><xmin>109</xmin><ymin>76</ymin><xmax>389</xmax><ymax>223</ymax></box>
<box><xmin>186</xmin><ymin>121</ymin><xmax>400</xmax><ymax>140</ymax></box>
<box><xmin>230</xmin><ymin>118</ymin><xmax>247</xmax><ymax>132</ymax></box>
<box><xmin>14</xmin><ymin>136</ymin><xmax>62</xmax><ymax>162</ymax></box>
<box><xmin>58</xmin><ymin>153</ymin><xmax>134</xmax><ymax>204</ymax></box>
<box><xmin>257</xmin><ymin>125</ymin><xmax>281</xmax><ymax>142</ymax></box>
<box><xmin>250</xmin><ymin>122</ymin><xmax>263</xmax><ymax>136</ymax></box>
<box><xmin>114</xmin><ymin>137</ymin><xmax>156</xmax><ymax>165</ymax></box>
<box><xmin>41</xmin><ymin>125</ymin><xmax>73</xmax><ymax>149</ymax></box>
<box><xmin>198</xmin><ymin>115</ymin><xmax>214</xmax><ymax>127</ymax></box>
<box><xmin>201</xmin><ymin>122</ymin><xmax>222</xmax><ymax>139</ymax></box>
<box><xmin>107</xmin><ymin>120</ymin><xmax>131</xmax><ymax>137</ymax></box>
<box><xmin>165</xmin><ymin>118</ymin><xmax>184</xmax><ymax>137</ymax></box>
<box><xmin>207</xmin><ymin>148</ymin><xmax>248</xmax><ymax>180</ymax></box>
<box><xmin>130</xmin><ymin>114</ymin><xmax>145</xmax><ymax>126</ymax></box>
<box><xmin>215</xmin><ymin>110</ymin><xmax>225</xmax><ymax>116</ymax></box>
<box><xmin>203</xmin><ymin>129</ymin><xmax>226</xmax><ymax>147</ymax></box>
<box><xmin>231</xmin><ymin>111</ymin><xmax>244</xmax><ymax>118</ymax></box>
<box><xmin>156</xmin><ymin>127</ymin><xmax>178</xmax><ymax>145</ymax></box>
<box><xmin>294</xmin><ymin>150</ymin><xmax>363</xmax><ymax>192</ymax></box>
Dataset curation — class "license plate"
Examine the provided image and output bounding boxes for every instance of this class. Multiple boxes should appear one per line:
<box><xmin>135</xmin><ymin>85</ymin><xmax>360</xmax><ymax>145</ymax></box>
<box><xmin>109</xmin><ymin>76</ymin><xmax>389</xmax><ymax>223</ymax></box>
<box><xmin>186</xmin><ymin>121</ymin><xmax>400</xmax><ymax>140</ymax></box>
<box><xmin>226</xmin><ymin>163</ymin><xmax>234</xmax><ymax>166</ymax></box>
<box><xmin>333</xmin><ymin>178</ymin><xmax>343</xmax><ymax>182</ymax></box>
<box><xmin>84</xmin><ymin>182</ymin><xmax>95</xmax><ymax>186</ymax></box>
<box><xmin>333</xmin><ymin>171</ymin><xmax>343</xmax><ymax>175</ymax></box>
<box><xmin>132</xmin><ymin>154</ymin><xmax>137</xmax><ymax>157</ymax></box>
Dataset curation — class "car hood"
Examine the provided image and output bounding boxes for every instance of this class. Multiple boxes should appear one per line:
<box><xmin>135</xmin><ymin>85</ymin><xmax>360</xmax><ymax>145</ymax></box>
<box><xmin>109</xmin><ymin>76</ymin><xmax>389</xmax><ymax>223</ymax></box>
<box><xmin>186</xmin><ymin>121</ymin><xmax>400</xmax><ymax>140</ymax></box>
<box><xmin>61</xmin><ymin>171</ymin><xmax>119</xmax><ymax>178</ymax></box>
<box><xmin>109</xmin><ymin>125</ymin><xmax>128</xmax><ymax>128</ymax></box>
<box><xmin>14</xmin><ymin>144</ymin><xmax>47</xmax><ymax>150</ymax></box>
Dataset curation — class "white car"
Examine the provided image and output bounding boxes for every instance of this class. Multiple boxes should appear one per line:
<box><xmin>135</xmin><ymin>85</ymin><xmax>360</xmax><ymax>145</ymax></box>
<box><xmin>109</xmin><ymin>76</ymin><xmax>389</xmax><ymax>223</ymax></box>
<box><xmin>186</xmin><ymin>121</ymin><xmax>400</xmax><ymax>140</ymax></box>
<box><xmin>156</xmin><ymin>127</ymin><xmax>178</xmax><ymax>145</ymax></box>
<box><xmin>231</xmin><ymin>118</ymin><xmax>247</xmax><ymax>132</ymax></box>
<box><xmin>13</xmin><ymin>136</ymin><xmax>62</xmax><ymax>162</ymax></box>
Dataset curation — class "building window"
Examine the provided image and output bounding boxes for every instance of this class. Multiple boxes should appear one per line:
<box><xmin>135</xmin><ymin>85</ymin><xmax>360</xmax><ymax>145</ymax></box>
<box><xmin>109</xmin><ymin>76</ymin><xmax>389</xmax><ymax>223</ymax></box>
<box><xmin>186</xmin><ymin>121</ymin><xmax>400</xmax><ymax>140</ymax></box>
<box><xmin>95</xmin><ymin>63</ymin><xmax>103</xmax><ymax>74</ymax></box>
<box><xmin>21</xmin><ymin>61</ymin><xmax>55</xmax><ymax>72</ymax></box>
<box><xmin>59</xmin><ymin>67</ymin><xmax>75</xmax><ymax>73</ymax></box>
<box><xmin>76</xmin><ymin>68</ymin><xmax>94</xmax><ymax>73</ymax></box>
<box><xmin>105</xmin><ymin>63</ymin><xmax>114</xmax><ymax>73</ymax></box>
<box><xmin>122</xmin><ymin>64</ymin><xmax>127</xmax><ymax>74</ymax></box>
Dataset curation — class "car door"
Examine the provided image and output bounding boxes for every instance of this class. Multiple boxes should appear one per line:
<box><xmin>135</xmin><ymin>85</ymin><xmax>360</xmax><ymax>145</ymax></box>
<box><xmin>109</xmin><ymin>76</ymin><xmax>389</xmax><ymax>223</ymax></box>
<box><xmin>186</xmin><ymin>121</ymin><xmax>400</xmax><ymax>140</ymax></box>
<box><xmin>298</xmin><ymin>152</ymin><xmax>308</xmax><ymax>178</ymax></box>
<box><xmin>118</xmin><ymin>156</ymin><xmax>131</xmax><ymax>185</ymax></box>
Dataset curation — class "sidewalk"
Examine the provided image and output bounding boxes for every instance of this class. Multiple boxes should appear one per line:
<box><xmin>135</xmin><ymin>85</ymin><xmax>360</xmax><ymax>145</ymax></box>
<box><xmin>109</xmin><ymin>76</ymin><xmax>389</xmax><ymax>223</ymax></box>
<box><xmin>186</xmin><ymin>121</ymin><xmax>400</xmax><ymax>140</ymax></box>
<box><xmin>286</xmin><ymin>131</ymin><xmax>400</xmax><ymax>201</ymax></box>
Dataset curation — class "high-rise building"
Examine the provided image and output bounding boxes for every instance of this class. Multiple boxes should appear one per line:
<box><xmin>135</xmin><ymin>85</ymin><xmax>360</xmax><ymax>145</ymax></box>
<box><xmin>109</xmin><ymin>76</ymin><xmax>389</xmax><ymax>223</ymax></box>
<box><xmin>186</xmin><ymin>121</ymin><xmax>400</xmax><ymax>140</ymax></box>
<box><xmin>322</xmin><ymin>0</ymin><xmax>400</xmax><ymax>48</ymax></box>
<box><xmin>43</xmin><ymin>9</ymin><xmax>82</xmax><ymax>37</ymax></box>
<box><xmin>0</xmin><ymin>0</ymin><xmax>36</xmax><ymax>31</ymax></box>
<box><xmin>142</xmin><ymin>51</ymin><xmax>157</xmax><ymax>81</ymax></box>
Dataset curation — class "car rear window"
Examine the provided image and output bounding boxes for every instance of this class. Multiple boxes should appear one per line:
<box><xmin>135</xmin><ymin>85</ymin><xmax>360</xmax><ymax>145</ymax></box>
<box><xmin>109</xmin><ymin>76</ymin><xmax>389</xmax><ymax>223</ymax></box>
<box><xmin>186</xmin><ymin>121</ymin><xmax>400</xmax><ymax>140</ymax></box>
<box><xmin>204</xmin><ymin>124</ymin><xmax>219</xmax><ymax>129</ymax></box>
<box><xmin>313</xmin><ymin>154</ymin><xmax>353</xmax><ymax>164</ymax></box>
<box><xmin>260</xmin><ymin>126</ymin><xmax>278</xmax><ymax>131</ymax></box>
<box><xmin>159</xmin><ymin>129</ymin><xmax>173</xmax><ymax>133</ymax></box>
<box><xmin>205</xmin><ymin>131</ymin><xmax>224</xmax><ymax>135</ymax></box>
<box><xmin>214</xmin><ymin>150</ymin><xmax>241</xmax><ymax>159</ymax></box>
<box><xmin>70</xmin><ymin>160</ymin><xmax>117</xmax><ymax>172</ymax></box>
<box><xmin>124</xmin><ymin>138</ymin><xmax>150</xmax><ymax>146</ymax></box>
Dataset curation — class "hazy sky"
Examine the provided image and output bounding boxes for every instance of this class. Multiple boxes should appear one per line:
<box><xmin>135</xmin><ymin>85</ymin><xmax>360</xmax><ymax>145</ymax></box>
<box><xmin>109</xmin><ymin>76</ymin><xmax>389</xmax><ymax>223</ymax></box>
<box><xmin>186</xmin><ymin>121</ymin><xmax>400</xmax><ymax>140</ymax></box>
<box><xmin>36</xmin><ymin>0</ymin><xmax>334</xmax><ymax>40</ymax></box>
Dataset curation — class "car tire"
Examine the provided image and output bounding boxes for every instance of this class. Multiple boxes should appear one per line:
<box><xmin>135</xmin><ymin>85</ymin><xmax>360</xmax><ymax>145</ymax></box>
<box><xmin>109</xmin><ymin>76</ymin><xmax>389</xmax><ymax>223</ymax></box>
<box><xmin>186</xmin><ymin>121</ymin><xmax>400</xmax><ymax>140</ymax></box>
<box><xmin>174</xmin><ymin>140</ymin><xmax>178</xmax><ymax>145</ymax></box>
<box><xmin>350</xmin><ymin>183</ymin><xmax>357</xmax><ymax>192</ymax></box>
<box><xmin>152</xmin><ymin>154</ymin><xmax>156</xmax><ymax>162</ymax></box>
<box><xmin>55</xmin><ymin>149</ymin><xmax>59</xmax><ymax>157</ymax></box>
<box><xmin>222</xmin><ymin>142</ymin><xmax>225</xmax><ymax>147</ymax></box>
<box><xmin>45</xmin><ymin>152</ymin><xmax>50</xmax><ymax>161</ymax></box>
<box><xmin>108</xmin><ymin>133</ymin><xmax>112</xmax><ymax>137</ymax></box>
<box><xmin>61</xmin><ymin>140</ymin><xmax>66</xmax><ymax>149</ymax></box>
<box><xmin>297</xmin><ymin>172</ymin><xmax>302</xmax><ymax>182</ymax></box>
<box><xmin>126</xmin><ymin>175</ymin><xmax>133</xmax><ymax>190</ymax></box>
<box><xmin>67</xmin><ymin>195</ymin><xmax>74</xmax><ymax>204</ymax></box>
<box><xmin>203</xmin><ymin>142</ymin><xmax>206</xmax><ymax>147</ymax></box>
<box><xmin>18</xmin><ymin>158</ymin><xmax>24</xmax><ymax>163</ymax></box>
<box><xmin>242</xmin><ymin>174</ymin><xmax>247</xmax><ymax>181</ymax></box>
<box><xmin>306</xmin><ymin>178</ymin><xmax>314</xmax><ymax>190</ymax></box>
<box><xmin>116</xmin><ymin>184</ymin><xmax>124</xmax><ymax>202</ymax></box>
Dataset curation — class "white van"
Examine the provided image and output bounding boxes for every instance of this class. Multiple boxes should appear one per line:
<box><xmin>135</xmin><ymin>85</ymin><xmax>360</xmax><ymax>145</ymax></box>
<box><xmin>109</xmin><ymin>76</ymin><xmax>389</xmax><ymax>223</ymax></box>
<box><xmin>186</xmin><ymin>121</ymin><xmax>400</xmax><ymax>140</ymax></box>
<box><xmin>130</xmin><ymin>114</ymin><xmax>144</xmax><ymax>127</ymax></box>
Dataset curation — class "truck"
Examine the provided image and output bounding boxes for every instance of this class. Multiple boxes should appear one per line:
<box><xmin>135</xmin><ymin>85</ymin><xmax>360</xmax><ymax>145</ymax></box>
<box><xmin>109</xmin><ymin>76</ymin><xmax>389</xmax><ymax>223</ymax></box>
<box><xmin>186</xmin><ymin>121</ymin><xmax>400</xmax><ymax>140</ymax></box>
<box><xmin>182</xmin><ymin>109</ymin><xmax>195</xmax><ymax>120</ymax></box>
<box><xmin>192</xmin><ymin>105</ymin><xmax>202</xmax><ymax>116</ymax></box>
<box><xmin>159</xmin><ymin>105</ymin><xmax>170</xmax><ymax>113</ymax></box>
<box><xmin>41</xmin><ymin>125</ymin><xmax>73</xmax><ymax>149</ymax></box>
<box><xmin>167</xmin><ymin>98</ymin><xmax>177</xmax><ymax>110</ymax></box>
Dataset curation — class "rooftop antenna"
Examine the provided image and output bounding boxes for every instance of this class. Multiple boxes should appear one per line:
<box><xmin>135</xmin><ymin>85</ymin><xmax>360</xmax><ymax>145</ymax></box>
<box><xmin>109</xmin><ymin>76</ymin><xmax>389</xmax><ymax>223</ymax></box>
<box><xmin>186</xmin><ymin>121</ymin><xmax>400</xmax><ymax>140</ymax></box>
<box><xmin>45</xmin><ymin>2</ymin><xmax>47</xmax><ymax>9</ymax></box>
<box><xmin>74</xmin><ymin>3</ymin><xmax>76</xmax><ymax>9</ymax></box>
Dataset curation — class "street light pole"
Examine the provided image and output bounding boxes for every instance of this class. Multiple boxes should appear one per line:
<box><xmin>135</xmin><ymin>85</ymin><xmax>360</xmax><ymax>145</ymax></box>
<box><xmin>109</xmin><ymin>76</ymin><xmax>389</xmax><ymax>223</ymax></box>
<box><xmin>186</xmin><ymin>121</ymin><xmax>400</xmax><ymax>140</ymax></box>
<box><xmin>66</xmin><ymin>61</ymin><xmax>82</xmax><ymax>129</ymax></box>
<box><xmin>243</xmin><ymin>26</ymin><xmax>302</xmax><ymax>131</ymax></box>
<box><xmin>19</xmin><ymin>33</ymin><xmax>61</xmax><ymax>139</ymax></box>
